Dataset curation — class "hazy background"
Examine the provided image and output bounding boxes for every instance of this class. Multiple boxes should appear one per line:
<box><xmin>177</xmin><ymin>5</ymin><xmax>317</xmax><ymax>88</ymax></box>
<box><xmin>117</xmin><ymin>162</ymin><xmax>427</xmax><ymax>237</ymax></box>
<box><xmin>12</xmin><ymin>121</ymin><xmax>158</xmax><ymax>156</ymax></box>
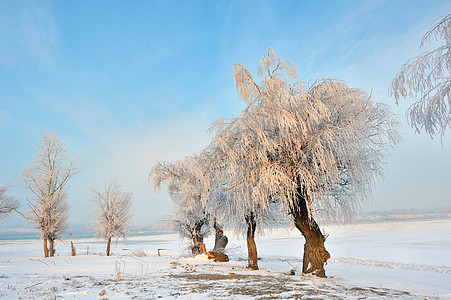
<box><xmin>1</xmin><ymin>0</ymin><xmax>450</xmax><ymax>228</ymax></box>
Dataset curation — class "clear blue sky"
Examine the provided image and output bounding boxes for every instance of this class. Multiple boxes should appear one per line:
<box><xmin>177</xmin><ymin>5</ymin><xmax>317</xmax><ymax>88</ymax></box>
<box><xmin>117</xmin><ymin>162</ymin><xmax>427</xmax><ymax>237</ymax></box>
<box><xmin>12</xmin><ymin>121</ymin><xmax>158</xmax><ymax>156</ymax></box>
<box><xmin>1</xmin><ymin>0</ymin><xmax>450</xmax><ymax>227</ymax></box>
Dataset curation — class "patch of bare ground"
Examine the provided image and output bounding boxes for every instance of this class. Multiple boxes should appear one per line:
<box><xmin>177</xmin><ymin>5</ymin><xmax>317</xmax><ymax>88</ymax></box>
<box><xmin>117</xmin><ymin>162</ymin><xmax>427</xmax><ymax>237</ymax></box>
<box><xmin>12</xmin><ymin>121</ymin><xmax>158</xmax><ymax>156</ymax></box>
<box><xmin>4</xmin><ymin>270</ymin><xmax>422</xmax><ymax>299</ymax></box>
<box><xmin>164</xmin><ymin>273</ymin><xmax>417</xmax><ymax>299</ymax></box>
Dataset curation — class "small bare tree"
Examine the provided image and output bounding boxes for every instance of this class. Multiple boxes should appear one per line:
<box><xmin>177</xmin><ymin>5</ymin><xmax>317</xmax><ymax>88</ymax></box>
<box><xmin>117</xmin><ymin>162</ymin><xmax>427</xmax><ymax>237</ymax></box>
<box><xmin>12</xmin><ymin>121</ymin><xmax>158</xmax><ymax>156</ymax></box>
<box><xmin>390</xmin><ymin>14</ymin><xmax>451</xmax><ymax>139</ymax></box>
<box><xmin>21</xmin><ymin>131</ymin><xmax>79</xmax><ymax>257</ymax></box>
<box><xmin>90</xmin><ymin>179</ymin><xmax>133</xmax><ymax>256</ymax></box>
<box><xmin>0</xmin><ymin>186</ymin><xmax>19</xmax><ymax>218</ymax></box>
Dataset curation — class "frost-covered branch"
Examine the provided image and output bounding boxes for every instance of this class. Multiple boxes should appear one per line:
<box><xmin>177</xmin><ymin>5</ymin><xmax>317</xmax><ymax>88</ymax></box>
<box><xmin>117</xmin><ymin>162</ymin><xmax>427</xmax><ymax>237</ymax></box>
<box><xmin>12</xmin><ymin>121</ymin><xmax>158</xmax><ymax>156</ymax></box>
<box><xmin>390</xmin><ymin>14</ymin><xmax>451</xmax><ymax>139</ymax></box>
<box><xmin>150</xmin><ymin>155</ymin><xmax>215</xmax><ymax>254</ymax></box>
<box><xmin>0</xmin><ymin>186</ymin><xmax>19</xmax><ymax>218</ymax></box>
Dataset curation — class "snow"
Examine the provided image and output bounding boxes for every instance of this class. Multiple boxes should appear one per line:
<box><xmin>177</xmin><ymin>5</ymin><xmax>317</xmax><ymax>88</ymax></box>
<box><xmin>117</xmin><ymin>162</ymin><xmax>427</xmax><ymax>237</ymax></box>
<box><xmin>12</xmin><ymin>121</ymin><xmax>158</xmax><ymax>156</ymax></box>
<box><xmin>0</xmin><ymin>219</ymin><xmax>450</xmax><ymax>299</ymax></box>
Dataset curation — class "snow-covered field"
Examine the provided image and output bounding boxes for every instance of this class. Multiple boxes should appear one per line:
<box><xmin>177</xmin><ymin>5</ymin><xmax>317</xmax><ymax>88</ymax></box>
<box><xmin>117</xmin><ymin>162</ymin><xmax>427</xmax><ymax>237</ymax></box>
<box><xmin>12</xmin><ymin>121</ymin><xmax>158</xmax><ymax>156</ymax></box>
<box><xmin>0</xmin><ymin>219</ymin><xmax>450</xmax><ymax>299</ymax></box>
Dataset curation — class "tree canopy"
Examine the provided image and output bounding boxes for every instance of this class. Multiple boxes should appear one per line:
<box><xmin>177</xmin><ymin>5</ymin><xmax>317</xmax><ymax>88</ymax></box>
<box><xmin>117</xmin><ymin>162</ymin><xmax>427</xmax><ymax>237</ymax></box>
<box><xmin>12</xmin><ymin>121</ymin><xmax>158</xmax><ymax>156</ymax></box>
<box><xmin>211</xmin><ymin>49</ymin><xmax>400</xmax><ymax>223</ymax></box>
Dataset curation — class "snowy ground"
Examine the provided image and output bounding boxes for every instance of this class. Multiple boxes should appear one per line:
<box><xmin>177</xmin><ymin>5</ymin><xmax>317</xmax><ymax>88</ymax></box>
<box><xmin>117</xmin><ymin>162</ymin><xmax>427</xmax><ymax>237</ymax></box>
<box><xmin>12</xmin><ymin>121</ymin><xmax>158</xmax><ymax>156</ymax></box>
<box><xmin>0</xmin><ymin>219</ymin><xmax>450</xmax><ymax>299</ymax></box>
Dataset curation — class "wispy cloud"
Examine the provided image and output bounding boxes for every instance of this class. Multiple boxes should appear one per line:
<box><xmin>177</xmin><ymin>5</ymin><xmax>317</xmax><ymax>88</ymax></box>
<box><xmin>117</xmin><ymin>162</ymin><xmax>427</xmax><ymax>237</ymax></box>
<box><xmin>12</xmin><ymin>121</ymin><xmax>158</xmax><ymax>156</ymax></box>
<box><xmin>0</xmin><ymin>0</ymin><xmax>60</xmax><ymax>69</ymax></box>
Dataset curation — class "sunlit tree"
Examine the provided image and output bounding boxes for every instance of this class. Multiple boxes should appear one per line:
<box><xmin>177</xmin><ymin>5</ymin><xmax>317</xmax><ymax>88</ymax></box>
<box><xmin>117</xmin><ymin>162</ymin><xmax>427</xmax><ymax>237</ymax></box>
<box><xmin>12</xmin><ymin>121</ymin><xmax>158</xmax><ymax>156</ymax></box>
<box><xmin>21</xmin><ymin>132</ymin><xmax>79</xmax><ymax>257</ymax></box>
<box><xmin>211</xmin><ymin>49</ymin><xmax>400</xmax><ymax>277</ymax></box>
<box><xmin>90</xmin><ymin>179</ymin><xmax>133</xmax><ymax>256</ymax></box>
<box><xmin>390</xmin><ymin>14</ymin><xmax>450</xmax><ymax>139</ymax></box>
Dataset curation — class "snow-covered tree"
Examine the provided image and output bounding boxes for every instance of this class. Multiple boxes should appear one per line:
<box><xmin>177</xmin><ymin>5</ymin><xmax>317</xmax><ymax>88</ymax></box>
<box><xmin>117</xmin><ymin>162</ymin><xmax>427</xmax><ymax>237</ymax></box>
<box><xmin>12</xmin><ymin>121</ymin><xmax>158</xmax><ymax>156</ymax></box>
<box><xmin>152</xmin><ymin>145</ymin><xmax>283</xmax><ymax>268</ymax></box>
<box><xmin>21</xmin><ymin>132</ymin><xmax>79</xmax><ymax>257</ymax></box>
<box><xmin>210</xmin><ymin>49</ymin><xmax>400</xmax><ymax>277</ymax></box>
<box><xmin>390</xmin><ymin>14</ymin><xmax>451</xmax><ymax>139</ymax></box>
<box><xmin>90</xmin><ymin>179</ymin><xmax>133</xmax><ymax>256</ymax></box>
<box><xmin>0</xmin><ymin>186</ymin><xmax>19</xmax><ymax>218</ymax></box>
<box><xmin>160</xmin><ymin>203</ymin><xmax>211</xmax><ymax>255</ymax></box>
<box><xmin>151</xmin><ymin>157</ymin><xmax>213</xmax><ymax>255</ymax></box>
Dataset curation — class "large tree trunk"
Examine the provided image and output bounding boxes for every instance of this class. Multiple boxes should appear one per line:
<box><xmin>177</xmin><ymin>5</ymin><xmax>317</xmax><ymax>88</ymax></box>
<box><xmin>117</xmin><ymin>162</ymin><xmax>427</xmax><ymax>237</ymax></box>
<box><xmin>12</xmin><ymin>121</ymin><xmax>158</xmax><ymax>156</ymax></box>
<box><xmin>245</xmin><ymin>213</ymin><xmax>258</xmax><ymax>270</ymax></box>
<box><xmin>291</xmin><ymin>186</ymin><xmax>330</xmax><ymax>277</ymax></box>
<box><xmin>191</xmin><ymin>220</ymin><xmax>205</xmax><ymax>255</ymax></box>
<box><xmin>49</xmin><ymin>237</ymin><xmax>55</xmax><ymax>257</ymax></box>
<box><xmin>192</xmin><ymin>235</ymin><xmax>204</xmax><ymax>255</ymax></box>
<box><xmin>106</xmin><ymin>237</ymin><xmax>111</xmax><ymax>256</ymax></box>
<box><xmin>43</xmin><ymin>237</ymin><xmax>49</xmax><ymax>257</ymax></box>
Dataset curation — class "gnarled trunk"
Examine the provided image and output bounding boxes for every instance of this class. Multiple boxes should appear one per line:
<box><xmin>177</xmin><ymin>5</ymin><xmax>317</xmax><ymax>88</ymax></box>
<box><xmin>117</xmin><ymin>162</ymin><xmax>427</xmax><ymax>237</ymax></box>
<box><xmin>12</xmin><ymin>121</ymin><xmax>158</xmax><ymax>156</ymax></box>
<box><xmin>291</xmin><ymin>186</ymin><xmax>330</xmax><ymax>277</ymax></box>
<box><xmin>49</xmin><ymin>237</ymin><xmax>55</xmax><ymax>257</ymax></box>
<box><xmin>245</xmin><ymin>212</ymin><xmax>258</xmax><ymax>270</ymax></box>
<box><xmin>106</xmin><ymin>237</ymin><xmax>111</xmax><ymax>256</ymax></box>
<box><xmin>191</xmin><ymin>220</ymin><xmax>205</xmax><ymax>255</ymax></box>
<box><xmin>192</xmin><ymin>235</ymin><xmax>204</xmax><ymax>255</ymax></box>
<box><xmin>43</xmin><ymin>237</ymin><xmax>49</xmax><ymax>257</ymax></box>
<box><xmin>293</xmin><ymin>210</ymin><xmax>330</xmax><ymax>277</ymax></box>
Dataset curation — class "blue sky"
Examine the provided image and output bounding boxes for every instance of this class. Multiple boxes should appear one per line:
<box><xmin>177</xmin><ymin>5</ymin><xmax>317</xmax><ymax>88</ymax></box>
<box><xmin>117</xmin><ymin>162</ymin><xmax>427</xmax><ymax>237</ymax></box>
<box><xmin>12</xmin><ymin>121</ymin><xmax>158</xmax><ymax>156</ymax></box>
<box><xmin>1</xmin><ymin>0</ymin><xmax>450</xmax><ymax>227</ymax></box>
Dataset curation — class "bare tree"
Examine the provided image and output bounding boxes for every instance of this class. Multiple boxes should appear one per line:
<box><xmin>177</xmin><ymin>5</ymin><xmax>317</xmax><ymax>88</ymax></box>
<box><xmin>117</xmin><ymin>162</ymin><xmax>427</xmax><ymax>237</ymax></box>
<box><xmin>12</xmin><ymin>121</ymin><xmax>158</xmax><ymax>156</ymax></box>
<box><xmin>21</xmin><ymin>131</ymin><xmax>79</xmax><ymax>257</ymax></box>
<box><xmin>90</xmin><ymin>179</ymin><xmax>133</xmax><ymax>256</ymax></box>
<box><xmin>390</xmin><ymin>14</ymin><xmax>451</xmax><ymax>139</ymax></box>
<box><xmin>0</xmin><ymin>186</ymin><xmax>19</xmax><ymax>218</ymax></box>
<box><xmin>210</xmin><ymin>49</ymin><xmax>400</xmax><ymax>277</ymax></box>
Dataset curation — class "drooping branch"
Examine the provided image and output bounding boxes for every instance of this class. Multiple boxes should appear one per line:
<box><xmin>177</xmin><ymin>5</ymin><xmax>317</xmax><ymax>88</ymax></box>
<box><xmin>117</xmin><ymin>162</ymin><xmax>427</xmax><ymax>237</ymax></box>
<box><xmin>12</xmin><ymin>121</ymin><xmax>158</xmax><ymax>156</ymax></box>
<box><xmin>390</xmin><ymin>14</ymin><xmax>451</xmax><ymax>139</ymax></box>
